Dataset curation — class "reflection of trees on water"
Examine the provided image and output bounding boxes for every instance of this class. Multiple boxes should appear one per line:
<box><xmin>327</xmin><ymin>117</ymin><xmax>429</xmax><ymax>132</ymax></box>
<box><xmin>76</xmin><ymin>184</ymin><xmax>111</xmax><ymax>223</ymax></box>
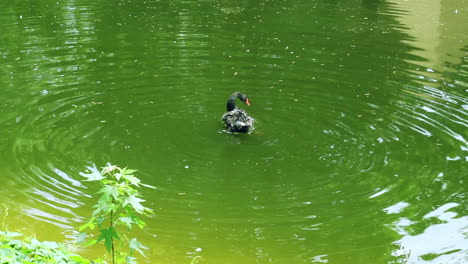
<box><xmin>385</xmin><ymin>48</ymin><xmax>468</xmax><ymax>263</ymax></box>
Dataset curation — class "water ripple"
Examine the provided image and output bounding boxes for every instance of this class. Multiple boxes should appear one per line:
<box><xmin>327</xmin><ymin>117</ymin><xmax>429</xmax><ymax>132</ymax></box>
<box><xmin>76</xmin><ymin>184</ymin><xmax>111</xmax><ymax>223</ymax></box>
<box><xmin>0</xmin><ymin>0</ymin><xmax>466</xmax><ymax>262</ymax></box>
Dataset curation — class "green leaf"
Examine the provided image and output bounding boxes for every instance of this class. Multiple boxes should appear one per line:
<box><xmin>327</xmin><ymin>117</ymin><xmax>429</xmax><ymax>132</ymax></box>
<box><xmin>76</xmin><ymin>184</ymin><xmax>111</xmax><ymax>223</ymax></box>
<box><xmin>69</xmin><ymin>255</ymin><xmax>92</xmax><ymax>263</ymax></box>
<box><xmin>76</xmin><ymin>232</ymin><xmax>88</xmax><ymax>244</ymax></box>
<box><xmin>133</xmin><ymin>217</ymin><xmax>147</xmax><ymax>229</ymax></box>
<box><xmin>82</xmin><ymin>238</ymin><xmax>98</xmax><ymax>247</ymax></box>
<box><xmin>91</xmin><ymin>257</ymin><xmax>107</xmax><ymax>263</ymax></box>
<box><xmin>98</xmin><ymin>184</ymin><xmax>119</xmax><ymax>202</ymax></box>
<box><xmin>141</xmin><ymin>183</ymin><xmax>157</xmax><ymax>189</ymax></box>
<box><xmin>121</xmin><ymin>168</ymin><xmax>137</xmax><ymax>175</ymax></box>
<box><xmin>144</xmin><ymin>207</ymin><xmax>155</xmax><ymax>216</ymax></box>
<box><xmin>92</xmin><ymin>199</ymin><xmax>111</xmax><ymax>216</ymax></box>
<box><xmin>123</xmin><ymin>174</ymin><xmax>141</xmax><ymax>186</ymax></box>
<box><xmin>79</xmin><ymin>218</ymin><xmax>96</xmax><ymax>231</ymax></box>
<box><xmin>123</xmin><ymin>195</ymin><xmax>146</xmax><ymax>214</ymax></box>
<box><xmin>102</xmin><ymin>163</ymin><xmax>119</xmax><ymax>175</ymax></box>
<box><xmin>96</xmin><ymin>227</ymin><xmax>119</xmax><ymax>253</ymax></box>
<box><xmin>94</xmin><ymin>215</ymin><xmax>107</xmax><ymax>228</ymax></box>
<box><xmin>79</xmin><ymin>165</ymin><xmax>104</xmax><ymax>181</ymax></box>
<box><xmin>115</xmin><ymin>168</ymin><xmax>140</xmax><ymax>186</ymax></box>
<box><xmin>129</xmin><ymin>238</ymin><xmax>147</xmax><ymax>257</ymax></box>
<box><xmin>125</xmin><ymin>255</ymin><xmax>138</xmax><ymax>264</ymax></box>
<box><xmin>117</xmin><ymin>216</ymin><xmax>134</xmax><ymax>229</ymax></box>
<box><xmin>41</xmin><ymin>241</ymin><xmax>59</xmax><ymax>249</ymax></box>
<box><xmin>30</xmin><ymin>238</ymin><xmax>40</xmax><ymax>247</ymax></box>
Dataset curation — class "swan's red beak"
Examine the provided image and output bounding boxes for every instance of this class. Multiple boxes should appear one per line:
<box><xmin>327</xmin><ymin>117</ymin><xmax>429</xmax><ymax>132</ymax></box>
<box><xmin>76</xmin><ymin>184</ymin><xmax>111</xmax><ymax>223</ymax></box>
<box><xmin>246</xmin><ymin>98</ymin><xmax>251</xmax><ymax>106</ymax></box>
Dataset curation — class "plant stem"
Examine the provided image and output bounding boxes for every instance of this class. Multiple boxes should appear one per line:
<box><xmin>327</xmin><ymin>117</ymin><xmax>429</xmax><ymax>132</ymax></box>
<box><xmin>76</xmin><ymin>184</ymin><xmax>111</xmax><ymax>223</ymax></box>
<box><xmin>111</xmin><ymin>209</ymin><xmax>115</xmax><ymax>264</ymax></box>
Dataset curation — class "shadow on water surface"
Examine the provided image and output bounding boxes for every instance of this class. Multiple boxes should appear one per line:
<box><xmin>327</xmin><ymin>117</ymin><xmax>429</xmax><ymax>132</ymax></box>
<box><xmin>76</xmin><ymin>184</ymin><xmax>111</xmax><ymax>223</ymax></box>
<box><xmin>0</xmin><ymin>0</ymin><xmax>467</xmax><ymax>263</ymax></box>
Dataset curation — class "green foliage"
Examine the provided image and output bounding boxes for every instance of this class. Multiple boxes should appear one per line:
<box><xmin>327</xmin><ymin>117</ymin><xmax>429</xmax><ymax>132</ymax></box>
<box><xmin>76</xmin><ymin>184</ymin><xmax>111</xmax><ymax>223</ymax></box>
<box><xmin>1</xmin><ymin>203</ymin><xmax>100</xmax><ymax>264</ymax></box>
<box><xmin>79</xmin><ymin>164</ymin><xmax>154</xmax><ymax>264</ymax></box>
<box><xmin>0</xmin><ymin>230</ymin><xmax>95</xmax><ymax>264</ymax></box>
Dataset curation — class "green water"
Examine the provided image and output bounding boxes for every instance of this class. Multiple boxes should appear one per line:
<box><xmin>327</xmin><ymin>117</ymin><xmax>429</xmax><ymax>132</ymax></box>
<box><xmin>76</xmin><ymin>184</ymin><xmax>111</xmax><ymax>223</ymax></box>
<box><xmin>0</xmin><ymin>0</ymin><xmax>467</xmax><ymax>263</ymax></box>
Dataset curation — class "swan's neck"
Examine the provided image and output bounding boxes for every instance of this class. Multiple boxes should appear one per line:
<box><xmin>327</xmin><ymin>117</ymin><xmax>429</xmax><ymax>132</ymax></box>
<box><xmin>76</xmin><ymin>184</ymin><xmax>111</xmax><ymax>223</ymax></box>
<box><xmin>226</xmin><ymin>100</ymin><xmax>236</xmax><ymax>111</ymax></box>
<box><xmin>226</xmin><ymin>93</ymin><xmax>240</xmax><ymax>111</ymax></box>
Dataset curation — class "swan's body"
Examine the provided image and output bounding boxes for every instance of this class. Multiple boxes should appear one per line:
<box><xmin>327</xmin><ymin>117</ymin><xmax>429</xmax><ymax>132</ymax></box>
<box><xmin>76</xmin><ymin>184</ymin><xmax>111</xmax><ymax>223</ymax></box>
<box><xmin>222</xmin><ymin>92</ymin><xmax>255</xmax><ymax>133</ymax></box>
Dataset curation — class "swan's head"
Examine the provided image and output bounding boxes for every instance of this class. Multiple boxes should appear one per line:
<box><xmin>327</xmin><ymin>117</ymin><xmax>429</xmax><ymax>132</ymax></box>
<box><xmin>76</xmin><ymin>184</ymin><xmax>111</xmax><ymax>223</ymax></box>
<box><xmin>238</xmin><ymin>93</ymin><xmax>251</xmax><ymax>106</ymax></box>
<box><xmin>227</xmin><ymin>92</ymin><xmax>251</xmax><ymax>111</ymax></box>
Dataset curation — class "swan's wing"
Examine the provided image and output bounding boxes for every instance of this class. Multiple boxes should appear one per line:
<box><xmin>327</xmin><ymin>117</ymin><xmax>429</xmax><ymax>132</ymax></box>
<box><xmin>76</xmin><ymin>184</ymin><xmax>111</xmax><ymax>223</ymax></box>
<box><xmin>222</xmin><ymin>108</ymin><xmax>254</xmax><ymax>132</ymax></box>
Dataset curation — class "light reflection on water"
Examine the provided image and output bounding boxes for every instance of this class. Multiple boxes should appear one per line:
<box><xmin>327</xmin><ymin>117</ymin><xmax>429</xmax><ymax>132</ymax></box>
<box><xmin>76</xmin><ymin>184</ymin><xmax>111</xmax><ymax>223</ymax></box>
<box><xmin>0</xmin><ymin>0</ymin><xmax>467</xmax><ymax>263</ymax></box>
<box><xmin>392</xmin><ymin>203</ymin><xmax>468</xmax><ymax>264</ymax></box>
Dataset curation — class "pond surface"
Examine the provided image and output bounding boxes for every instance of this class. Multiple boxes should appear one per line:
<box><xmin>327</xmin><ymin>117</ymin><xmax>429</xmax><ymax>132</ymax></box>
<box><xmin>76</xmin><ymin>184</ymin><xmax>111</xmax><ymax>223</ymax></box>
<box><xmin>0</xmin><ymin>0</ymin><xmax>467</xmax><ymax>263</ymax></box>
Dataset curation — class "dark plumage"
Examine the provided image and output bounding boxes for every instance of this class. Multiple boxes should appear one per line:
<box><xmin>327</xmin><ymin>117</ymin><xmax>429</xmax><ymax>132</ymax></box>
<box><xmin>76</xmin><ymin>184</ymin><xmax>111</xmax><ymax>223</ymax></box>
<box><xmin>222</xmin><ymin>92</ymin><xmax>255</xmax><ymax>133</ymax></box>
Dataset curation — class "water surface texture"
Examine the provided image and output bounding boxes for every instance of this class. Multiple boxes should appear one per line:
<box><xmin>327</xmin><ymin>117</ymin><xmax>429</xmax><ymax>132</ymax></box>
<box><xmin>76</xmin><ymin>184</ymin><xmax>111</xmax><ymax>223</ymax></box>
<box><xmin>0</xmin><ymin>0</ymin><xmax>467</xmax><ymax>263</ymax></box>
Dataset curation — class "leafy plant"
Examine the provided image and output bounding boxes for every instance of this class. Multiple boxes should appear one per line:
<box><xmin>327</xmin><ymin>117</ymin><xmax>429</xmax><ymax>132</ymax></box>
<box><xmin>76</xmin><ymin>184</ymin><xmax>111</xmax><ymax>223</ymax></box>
<box><xmin>79</xmin><ymin>164</ymin><xmax>154</xmax><ymax>264</ymax></box>
<box><xmin>0</xmin><ymin>205</ymin><xmax>94</xmax><ymax>264</ymax></box>
<box><xmin>0</xmin><ymin>230</ymin><xmax>94</xmax><ymax>264</ymax></box>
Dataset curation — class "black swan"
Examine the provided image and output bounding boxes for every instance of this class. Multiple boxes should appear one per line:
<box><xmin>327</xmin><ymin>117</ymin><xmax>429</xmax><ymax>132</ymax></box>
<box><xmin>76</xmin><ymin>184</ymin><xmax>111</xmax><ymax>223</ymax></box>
<box><xmin>222</xmin><ymin>92</ymin><xmax>255</xmax><ymax>133</ymax></box>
